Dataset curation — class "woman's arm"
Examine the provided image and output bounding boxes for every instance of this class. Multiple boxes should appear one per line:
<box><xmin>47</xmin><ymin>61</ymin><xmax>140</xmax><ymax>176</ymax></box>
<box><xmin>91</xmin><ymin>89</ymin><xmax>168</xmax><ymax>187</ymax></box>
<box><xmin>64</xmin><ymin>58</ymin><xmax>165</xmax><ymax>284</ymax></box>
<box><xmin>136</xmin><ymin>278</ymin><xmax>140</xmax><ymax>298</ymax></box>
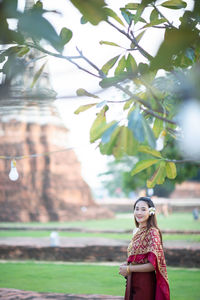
<box><xmin>119</xmin><ymin>263</ymin><xmax>155</xmax><ymax>277</ymax></box>
<box><xmin>130</xmin><ymin>263</ymin><xmax>155</xmax><ymax>272</ymax></box>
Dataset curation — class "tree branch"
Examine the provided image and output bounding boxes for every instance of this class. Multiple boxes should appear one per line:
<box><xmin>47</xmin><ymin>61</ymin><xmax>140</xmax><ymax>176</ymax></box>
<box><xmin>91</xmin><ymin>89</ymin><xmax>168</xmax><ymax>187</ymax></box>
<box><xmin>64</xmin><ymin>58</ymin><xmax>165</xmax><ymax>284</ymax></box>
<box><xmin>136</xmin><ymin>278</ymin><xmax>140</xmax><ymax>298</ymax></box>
<box><xmin>143</xmin><ymin>108</ymin><xmax>176</xmax><ymax>125</ymax></box>
<box><xmin>152</xmin><ymin>4</ymin><xmax>176</xmax><ymax>29</ymax></box>
<box><xmin>24</xmin><ymin>42</ymin><xmax>102</xmax><ymax>79</ymax></box>
<box><xmin>106</xmin><ymin>20</ymin><xmax>153</xmax><ymax>61</ymax></box>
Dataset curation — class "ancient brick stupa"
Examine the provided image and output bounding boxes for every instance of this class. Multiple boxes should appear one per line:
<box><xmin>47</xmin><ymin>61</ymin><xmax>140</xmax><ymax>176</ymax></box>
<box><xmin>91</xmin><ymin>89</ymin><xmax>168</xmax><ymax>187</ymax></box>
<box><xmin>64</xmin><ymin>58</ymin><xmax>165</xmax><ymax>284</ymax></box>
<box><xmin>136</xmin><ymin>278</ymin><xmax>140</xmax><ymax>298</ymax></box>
<box><xmin>0</xmin><ymin>1</ymin><xmax>113</xmax><ymax>221</ymax></box>
<box><xmin>0</xmin><ymin>101</ymin><xmax>113</xmax><ymax>222</ymax></box>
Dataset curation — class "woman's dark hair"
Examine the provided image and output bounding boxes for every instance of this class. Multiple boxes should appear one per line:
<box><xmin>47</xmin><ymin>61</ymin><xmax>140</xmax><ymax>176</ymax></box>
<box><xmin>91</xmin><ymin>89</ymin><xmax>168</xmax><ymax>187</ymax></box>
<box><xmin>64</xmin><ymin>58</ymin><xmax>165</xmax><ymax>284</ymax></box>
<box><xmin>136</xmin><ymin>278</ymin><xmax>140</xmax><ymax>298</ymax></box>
<box><xmin>133</xmin><ymin>197</ymin><xmax>163</xmax><ymax>244</ymax></box>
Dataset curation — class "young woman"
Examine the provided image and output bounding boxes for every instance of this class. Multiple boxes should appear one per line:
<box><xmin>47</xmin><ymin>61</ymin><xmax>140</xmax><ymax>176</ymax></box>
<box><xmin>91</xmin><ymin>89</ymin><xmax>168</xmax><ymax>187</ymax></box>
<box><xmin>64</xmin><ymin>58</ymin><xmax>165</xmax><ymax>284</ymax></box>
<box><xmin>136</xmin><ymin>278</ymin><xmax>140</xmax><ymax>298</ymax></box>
<box><xmin>119</xmin><ymin>197</ymin><xmax>170</xmax><ymax>300</ymax></box>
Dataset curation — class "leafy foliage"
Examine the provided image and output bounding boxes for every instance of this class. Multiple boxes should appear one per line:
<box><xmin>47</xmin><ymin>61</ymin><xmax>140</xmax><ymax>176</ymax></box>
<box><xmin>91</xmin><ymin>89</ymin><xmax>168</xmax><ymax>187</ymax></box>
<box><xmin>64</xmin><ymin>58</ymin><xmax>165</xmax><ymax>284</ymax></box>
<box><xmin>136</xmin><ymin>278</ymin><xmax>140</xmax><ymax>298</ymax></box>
<box><xmin>1</xmin><ymin>0</ymin><xmax>200</xmax><ymax>190</ymax></box>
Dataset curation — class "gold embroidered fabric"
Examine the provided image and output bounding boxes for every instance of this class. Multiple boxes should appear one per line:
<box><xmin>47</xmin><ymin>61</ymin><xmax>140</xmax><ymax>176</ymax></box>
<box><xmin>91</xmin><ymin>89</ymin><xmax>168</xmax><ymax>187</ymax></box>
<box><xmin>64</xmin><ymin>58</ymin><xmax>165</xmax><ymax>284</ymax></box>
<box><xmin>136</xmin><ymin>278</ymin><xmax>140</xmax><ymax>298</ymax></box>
<box><xmin>127</xmin><ymin>227</ymin><xmax>169</xmax><ymax>284</ymax></box>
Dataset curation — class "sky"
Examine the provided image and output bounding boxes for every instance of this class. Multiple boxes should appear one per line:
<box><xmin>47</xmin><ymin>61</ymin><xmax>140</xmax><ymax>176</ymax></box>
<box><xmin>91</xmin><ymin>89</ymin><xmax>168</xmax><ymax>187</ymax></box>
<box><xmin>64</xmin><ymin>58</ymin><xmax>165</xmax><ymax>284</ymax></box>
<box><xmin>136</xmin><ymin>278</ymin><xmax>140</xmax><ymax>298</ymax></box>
<box><xmin>17</xmin><ymin>0</ymin><xmax>194</xmax><ymax>190</ymax></box>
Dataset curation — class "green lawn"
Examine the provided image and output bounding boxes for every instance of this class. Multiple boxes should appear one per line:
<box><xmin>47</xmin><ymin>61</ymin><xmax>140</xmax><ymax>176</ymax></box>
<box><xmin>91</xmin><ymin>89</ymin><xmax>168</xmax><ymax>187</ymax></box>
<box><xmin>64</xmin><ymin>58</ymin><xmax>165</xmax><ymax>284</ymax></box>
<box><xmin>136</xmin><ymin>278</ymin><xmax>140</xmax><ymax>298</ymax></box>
<box><xmin>0</xmin><ymin>213</ymin><xmax>199</xmax><ymax>231</ymax></box>
<box><xmin>0</xmin><ymin>230</ymin><xmax>200</xmax><ymax>242</ymax></box>
<box><xmin>0</xmin><ymin>262</ymin><xmax>199</xmax><ymax>300</ymax></box>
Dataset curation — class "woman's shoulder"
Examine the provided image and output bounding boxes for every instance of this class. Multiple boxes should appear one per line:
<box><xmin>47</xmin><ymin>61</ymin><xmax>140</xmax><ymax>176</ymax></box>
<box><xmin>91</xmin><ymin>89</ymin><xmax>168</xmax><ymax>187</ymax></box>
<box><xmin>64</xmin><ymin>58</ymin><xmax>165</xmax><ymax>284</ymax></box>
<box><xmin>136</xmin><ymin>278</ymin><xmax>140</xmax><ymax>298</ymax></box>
<box><xmin>148</xmin><ymin>226</ymin><xmax>160</xmax><ymax>236</ymax></box>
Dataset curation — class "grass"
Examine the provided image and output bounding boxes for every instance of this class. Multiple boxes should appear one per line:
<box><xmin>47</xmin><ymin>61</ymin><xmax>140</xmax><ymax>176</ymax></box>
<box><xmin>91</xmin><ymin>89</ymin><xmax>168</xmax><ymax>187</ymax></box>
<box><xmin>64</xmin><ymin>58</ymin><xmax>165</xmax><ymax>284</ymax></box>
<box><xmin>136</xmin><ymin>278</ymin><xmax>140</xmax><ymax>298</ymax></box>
<box><xmin>0</xmin><ymin>230</ymin><xmax>200</xmax><ymax>242</ymax></box>
<box><xmin>0</xmin><ymin>261</ymin><xmax>199</xmax><ymax>300</ymax></box>
<box><xmin>0</xmin><ymin>213</ymin><xmax>200</xmax><ymax>231</ymax></box>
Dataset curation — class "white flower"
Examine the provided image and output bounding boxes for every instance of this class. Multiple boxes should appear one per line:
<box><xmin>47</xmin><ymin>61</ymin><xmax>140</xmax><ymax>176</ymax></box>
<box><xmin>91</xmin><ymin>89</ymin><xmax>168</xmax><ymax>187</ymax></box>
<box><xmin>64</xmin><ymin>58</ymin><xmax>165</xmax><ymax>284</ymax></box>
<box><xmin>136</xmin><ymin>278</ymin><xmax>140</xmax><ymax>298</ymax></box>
<box><xmin>149</xmin><ymin>207</ymin><xmax>156</xmax><ymax>216</ymax></box>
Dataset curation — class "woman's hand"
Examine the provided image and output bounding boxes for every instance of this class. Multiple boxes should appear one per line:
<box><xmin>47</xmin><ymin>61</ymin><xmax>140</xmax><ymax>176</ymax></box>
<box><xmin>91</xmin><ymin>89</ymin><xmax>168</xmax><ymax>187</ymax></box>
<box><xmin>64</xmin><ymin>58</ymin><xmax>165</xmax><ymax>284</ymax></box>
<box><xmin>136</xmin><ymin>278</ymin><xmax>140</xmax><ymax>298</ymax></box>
<box><xmin>119</xmin><ymin>264</ymin><xmax>128</xmax><ymax>277</ymax></box>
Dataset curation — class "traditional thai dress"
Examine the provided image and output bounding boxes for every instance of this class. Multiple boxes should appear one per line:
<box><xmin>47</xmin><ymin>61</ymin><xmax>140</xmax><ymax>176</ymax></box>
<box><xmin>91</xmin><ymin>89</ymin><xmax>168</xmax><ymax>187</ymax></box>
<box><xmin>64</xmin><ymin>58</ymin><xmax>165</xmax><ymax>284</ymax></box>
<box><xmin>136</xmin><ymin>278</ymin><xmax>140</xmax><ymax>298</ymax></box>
<box><xmin>124</xmin><ymin>226</ymin><xmax>170</xmax><ymax>300</ymax></box>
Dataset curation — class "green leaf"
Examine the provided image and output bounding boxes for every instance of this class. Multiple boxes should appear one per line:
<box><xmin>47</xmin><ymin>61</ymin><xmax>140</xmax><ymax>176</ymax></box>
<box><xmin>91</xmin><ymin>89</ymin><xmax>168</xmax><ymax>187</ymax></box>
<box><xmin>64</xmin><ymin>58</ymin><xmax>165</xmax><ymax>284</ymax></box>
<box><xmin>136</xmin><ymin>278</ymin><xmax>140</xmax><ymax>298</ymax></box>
<box><xmin>74</xmin><ymin>103</ymin><xmax>97</xmax><ymax>114</ymax></box>
<box><xmin>30</xmin><ymin>62</ymin><xmax>46</xmax><ymax>88</ymax></box>
<box><xmin>104</xmin><ymin>7</ymin><xmax>124</xmax><ymax>26</ymax></box>
<box><xmin>161</xmin><ymin>0</ymin><xmax>187</xmax><ymax>9</ymax></box>
<box><xmin>113</xmin><ymin>126</ymin><xmax>138</xmax><ymax>159</ymax></box>
<box><xmin>99</xmin><ymin>41</ymin><xmax>122</xmax><ymax>47</ymax></box>
<box><xmin>131</xmin><ymin>159</ymin><xmax>160</xmax><ymax>176</ymax></box>
<box><xmin>126</xmin><ymin>54</ymin><xmax>137</xmax><ymax>73</ymax></box>
<box><xmin>120</xmin><ymin>9</ymin><xmax>133</xmax><ymax>25</ymax></box>
<box><xmin>153</xmin><ymin>118</ymin><xmax>163</xmax><ymax>139</ymax></box>
<box><xmin>100</xmin><ymin>127</ymin><xmax>121</xmax><ymax>155</ymax></box>
<box><xmin>18</xmin><ymin>12</ymin><xmax>62</xmax><ymax>52</ymax></box>
<box><xmin>150</xmin><ymin>27</ymin><xmax>198</xmax><ymax>71</ymax></box>
<box><xmin>150</xmin><ymin>9</ymin><xmax>159</xmax><ymax>22</ymax></box>
<box><xmin>101</xmin><ymin>121</ymin><xmax>119</xmax><ymax>144</ymax></box>
<box><xmin>60</xmin><ymin>27</ymin><xmax>73</xmax><ymax>45</ymax></box>
<box><xmin>166</xmin><ymin>162</ymin><xmax>177</xmax><ymax>179</ymax></box>
<box><xmin>138</xmin><ymin>145</ymin><xmax>162</xmax><ymax>158</ymax></box>
<box><xmin>142</xmin><ymin>117</ymin><xmax>156</xmax><ymax>149</ymax></box>
<box><xmin>128</xmin><ymin>107</ymin><xmax>145</xmax><ymax>143</ymax></box>
<box><xmin>125</xmin><ymin>3</ymin><xmax>140</xmax><ymax>10</ymax></box>
<box><xmin>134</xmin><ymin>4</ymin><xmax>145</xmax><ymax>25</ymax></box>
<box><xmin>114</xmin><ymin>55</ymin><xmax>126</xmax><ymax>75</ymax></box>
<box><xmin>147</xmin><ymin>161</ymin><xmax>166</xmax><ymax>188</ymax></box>
<box><xmin>76</xmin><ymin>88</ymin><xmax>99</xmax><ymax>98</ymax></box>
<box><xmin>130</xmin><ymin>30</ymin><xmax>146</xmax><ymax>49</ymax></box>
<box><xmin>80</xmin><ymin>16</ymin><xmax>88</xmax><ymax>24</ymax></box>
<box><xmin>69</xmin><ymin>0</ymin><xmax>107</xmax><ymax>25</ymax></box>
<box><xmin>101</xmin><ymin>55</ymin><xmax>120</xmax><ymax>75</ymax></box>
<box><xmin>123</xmin><ymin>99</ymin><xmax>134</xmax><ymax>110</ymax></box>
<box><xmin>90</xmin><ymin>106</ymin><xmax>109</xmax><ymax>143</ymax></box>
<box><xmin>16</xmin><ymin>46</ymin><xmax>30</xmax><ymax>57</ymax></box>
<box><xmin>142</xmin><ymin>18</ymin><xmax>166</xmax><ymax>28</ymax></box>
<box><xmin>99</xmin><ymin>72</ymin><xmax>129</xmax><ymax>88</ymax></box>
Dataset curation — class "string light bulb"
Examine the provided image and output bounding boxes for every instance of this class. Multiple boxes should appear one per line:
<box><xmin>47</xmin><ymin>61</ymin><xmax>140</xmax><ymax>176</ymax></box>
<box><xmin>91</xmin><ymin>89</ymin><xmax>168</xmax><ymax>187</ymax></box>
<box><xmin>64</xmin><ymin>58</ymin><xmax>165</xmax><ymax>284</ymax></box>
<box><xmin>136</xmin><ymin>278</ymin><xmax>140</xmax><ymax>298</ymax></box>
<box><xmin>9</xmin><ymin>159</ymin><xmax>19</xmax><ymax>181</ymax></box>
<box><xmin>156</xmin><ymin>130</ymin><xmax>166</xmax><ymax>151</ymax></box>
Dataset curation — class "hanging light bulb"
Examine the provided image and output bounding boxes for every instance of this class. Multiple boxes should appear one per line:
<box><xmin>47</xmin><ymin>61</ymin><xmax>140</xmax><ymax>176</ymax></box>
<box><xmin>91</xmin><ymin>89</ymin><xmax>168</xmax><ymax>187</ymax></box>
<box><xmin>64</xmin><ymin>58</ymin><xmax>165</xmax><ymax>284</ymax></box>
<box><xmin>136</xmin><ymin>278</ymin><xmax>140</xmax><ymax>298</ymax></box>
<box><xmin>156</xmin><ymin>130</ymin><xmax>166</xmax><ymax>151</ymax></box>
<box><xmin>9</xmin><ymin>159</ymin><xmax>19</xmax><ymax>181</ymax></box>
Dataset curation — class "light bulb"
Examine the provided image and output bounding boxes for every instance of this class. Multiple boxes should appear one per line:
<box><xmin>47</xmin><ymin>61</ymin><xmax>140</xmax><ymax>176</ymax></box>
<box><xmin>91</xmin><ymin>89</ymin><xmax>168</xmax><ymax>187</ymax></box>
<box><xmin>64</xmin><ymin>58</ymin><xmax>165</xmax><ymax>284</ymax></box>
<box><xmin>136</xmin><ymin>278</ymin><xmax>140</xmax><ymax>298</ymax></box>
<box><xmin>156</xmin><ymin>130</ymin><xmax>166</xmax><ymax>151</ymax></box>
<box><xmin>9</xmin><ymin>160</ymin><xmax>19</xmax><ymax>181</ymax></box>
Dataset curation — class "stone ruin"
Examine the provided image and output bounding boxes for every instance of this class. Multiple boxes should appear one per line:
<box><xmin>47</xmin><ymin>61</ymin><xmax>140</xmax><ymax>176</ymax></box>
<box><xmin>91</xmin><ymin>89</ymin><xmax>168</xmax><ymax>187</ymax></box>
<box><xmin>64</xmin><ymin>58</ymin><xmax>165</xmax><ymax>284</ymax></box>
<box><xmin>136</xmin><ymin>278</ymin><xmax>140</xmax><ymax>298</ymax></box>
<box><xmin>0</xmin><ymin>102</ymin><xmax>113</xmax><ymax>222</ymax></box>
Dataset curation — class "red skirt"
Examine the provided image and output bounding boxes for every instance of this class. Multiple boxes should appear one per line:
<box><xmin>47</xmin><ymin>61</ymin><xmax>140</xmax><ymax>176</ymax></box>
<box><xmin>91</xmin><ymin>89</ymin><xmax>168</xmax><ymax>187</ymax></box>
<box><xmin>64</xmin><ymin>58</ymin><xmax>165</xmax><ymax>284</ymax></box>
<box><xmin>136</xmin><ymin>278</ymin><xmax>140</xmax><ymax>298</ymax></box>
<box><xmin>125</xmin><ymin>271</ymin><xmax>156</xmax><ymax>300</ymax></box>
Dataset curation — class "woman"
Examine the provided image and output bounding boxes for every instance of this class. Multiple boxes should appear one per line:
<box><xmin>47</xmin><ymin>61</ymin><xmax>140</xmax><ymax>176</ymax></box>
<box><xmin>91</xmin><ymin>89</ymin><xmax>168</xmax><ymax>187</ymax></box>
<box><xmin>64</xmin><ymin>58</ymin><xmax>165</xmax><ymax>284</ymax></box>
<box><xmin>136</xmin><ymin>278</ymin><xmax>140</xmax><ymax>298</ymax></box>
<box><xmin>119</xmin><ymin>197</ymin><xmax>170</xmax><ymax>300</ymax></box>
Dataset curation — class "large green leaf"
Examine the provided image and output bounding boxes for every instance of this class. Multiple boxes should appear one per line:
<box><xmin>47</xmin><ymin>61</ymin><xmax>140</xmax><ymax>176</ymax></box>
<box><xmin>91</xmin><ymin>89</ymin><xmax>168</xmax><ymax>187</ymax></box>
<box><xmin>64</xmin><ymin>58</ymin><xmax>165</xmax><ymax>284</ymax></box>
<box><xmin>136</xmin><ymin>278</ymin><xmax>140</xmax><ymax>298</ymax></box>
<box><xmin>142</xmin><ymin>117</ymin><xmax>156</xmax><ymax>149</ymax></box>
<box><xmin>18</xmin><ymin>11</ymin><xmax>62</xmax><ymax>52</ymax></box>
<box><xmin>101</xmin><ymin>55</ymin><xmax>120</xmax><ymax>75</ymax></box>
<box><xmin>161</xmin><ymin>0</ymin><xmax>187</xmax><ymax>9</ymax></box>
<box><xmin>113</xmin><ymin>126</ymin><xmax>138</xmax><ymax>159</ymax></box>
<box><xmin>150</xmin><ymin>27</ymin><xmax>198</xmax><ymax>71</ymax></box>
<box><xmin>147</xmin><ymin>160</ymin><xmax>166</xmax><ymax>188</ymax></box>
<box><xmin>101</xmin><ymin>121</ymin><xmax>119</xmax><ymax>144</ymax></box>
<box><xmin>100</xmin><ymin>127</ymin><xmax>121</xmax><ymax>155</ymax></box>
<box><xmin>131</xmin><ymin>159</ymin><xmax>160</xmax><ymax>176</ymax></box>
<box><xmin>166</xmin><ymin>162</ymin><xmax>177</xmax><ymax>179</ymax></box>
<box><xmin>128</xmin><ymin>107</ymin><xmax>145</xmax><ymax>142</ymax></box>
<box><xmin>138</xmin><ymin>145</ymin><xmax>162</xmax><ymax>158</ymax></box>
<box><xmin>69</xmin><ymin>0</ymin><xmax>107</xmax><ymax>25</ymax></box>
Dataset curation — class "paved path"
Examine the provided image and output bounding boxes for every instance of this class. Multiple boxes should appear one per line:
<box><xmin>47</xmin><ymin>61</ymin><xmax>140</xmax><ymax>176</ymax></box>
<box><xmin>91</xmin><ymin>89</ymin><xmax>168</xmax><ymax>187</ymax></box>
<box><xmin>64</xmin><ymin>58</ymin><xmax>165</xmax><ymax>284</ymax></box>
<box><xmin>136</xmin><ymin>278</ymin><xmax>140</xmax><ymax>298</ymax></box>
<box><xmin>0</xmin><ymin>288</ymin><xmax>123</xmax><ymax>299</ymax></box>
<box><xmin>0</xmin><ymin>237</ymin><xmax>200</xmax><ymax>249</ymax></box>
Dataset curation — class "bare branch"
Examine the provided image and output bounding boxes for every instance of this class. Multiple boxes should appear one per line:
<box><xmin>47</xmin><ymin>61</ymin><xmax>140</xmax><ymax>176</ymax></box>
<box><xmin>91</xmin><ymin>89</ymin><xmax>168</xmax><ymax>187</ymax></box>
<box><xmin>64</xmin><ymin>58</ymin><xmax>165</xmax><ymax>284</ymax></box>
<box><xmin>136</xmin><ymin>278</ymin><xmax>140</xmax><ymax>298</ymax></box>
<box><xmin>24</xmin><ymin>42</ymin><xmax>102</xmax><ymax>79</ymax></box>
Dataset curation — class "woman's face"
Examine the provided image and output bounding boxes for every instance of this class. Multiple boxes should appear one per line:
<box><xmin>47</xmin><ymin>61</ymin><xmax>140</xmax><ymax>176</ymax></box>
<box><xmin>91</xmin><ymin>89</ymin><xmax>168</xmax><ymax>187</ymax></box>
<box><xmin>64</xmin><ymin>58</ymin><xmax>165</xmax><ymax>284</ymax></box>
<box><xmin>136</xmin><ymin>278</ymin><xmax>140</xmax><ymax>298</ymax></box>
<box><xmin>134</xmin><ymin>201</ymin><xmax>150</xmax><ymax>227</ymax></box>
